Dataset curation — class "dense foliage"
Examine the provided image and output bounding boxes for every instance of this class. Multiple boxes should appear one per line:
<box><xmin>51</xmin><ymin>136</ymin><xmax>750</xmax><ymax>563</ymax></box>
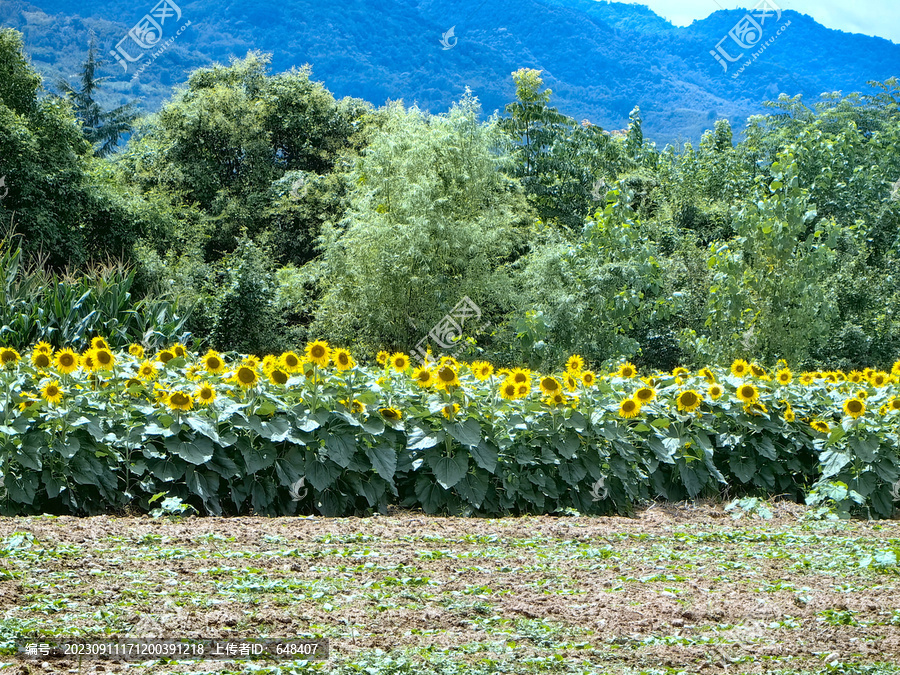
<box><xmin>1</xmin><ymin>342</ymin><xmax>899</xmax><ymax>519</ymax></box>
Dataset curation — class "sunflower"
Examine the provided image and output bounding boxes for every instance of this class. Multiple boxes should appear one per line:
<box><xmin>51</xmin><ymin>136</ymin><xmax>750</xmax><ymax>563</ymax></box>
<box><xmin>783</xmin><ymin>407</ymin><xmax>796</xmax><ymax>423</ymax></box>
<box><xmin>195</xmin><ymin>383</ymin><xmax>216</xmax><ymax>406</ymax></box>
<box><xmin>41</xmin><ymin>380</ymin><xmax>63</xmax><ymax>404</ymax></box>
<box><xmin>499</xmin><ymin>379</ymin><xmax>518</xmax><ymax>400</ymax></box>
<box><xmin>635</xmin><ymin>386</ymin><xmax>656</xmax><ymax>404</ymax></box>
<box><xmin>279</xmin><ymin>351</ymin><xmax>302</xmax><ymax>373</ymax></box>
<box><xmin>332</xmin><ymin>348</ymin><xmax>355</xmax><ymax>371</ymax></box>
<box><xmin>31</xmin><ymin>350</ymin><xmax>52</xmax><ymax>369</ymax></box>
<box><xmin>775</xmin><ymin>368</ymin><xmax>792</xmax><ymax>385</ymax></box>
<box><xmin>735</xmin><ymin>383</ymin><xmax>759</xmax><ymax>404</ymax></box>
<box><xmin>306</xmin><ymin>340</ymin><xmax>331</xmax><ymax>367</ymax></box>
<box><xmin>699</xmin><ymin>367</ymin><xmax>716</xmax><ymax>383</ymax></box>
<box><xmin>471</xmin><ymin>361</ymin><xmax>494</xmax><ymax>381</ymax></box>
<box><xmin>185</xmin><ymin>364</ymin><xmax>202</xmax><ymax>382</ymax></box>
<box><xmin>843</xmin><ymin>397</ymin><xmax>865</xmax><ymax>419</ymax></box>
<box><xmin>376</xmin><ymin>350</ymin><xmax>389</xmax><ymax>366</ymax></box>
<box><xmin>138</xmin><ymin>360</ymin><xmax>158</xmax><ymax>381</ymax></box>
<box><xmin>869</xmin><ymin>371</ymin><xmax>889</xmax><ymax>388</ymax></box>
<box><xmin>18</xmin><ymin>391</ymin><xmax>39</xmax><ymax>412</ymax></box>
<box><xmin>379</xmin><ymin>407</ymin><xmax>402</xmax><ymax>421</ymax></box>
<box><xmin>156</xmin><ymin>349</ymin><xmax>176</xmax><ymax>364</ymax></box>
<box><xmin>810</xmin><ymin>420</ymin><xmax>830</xmax><ymax>434</ymax></box>
<box><xmin>198</xmin><ymin>350</ymin><xmax>224</xmax><ymax>375</ymax></box>
<box><xmin>675</xmin><ymin>389</ymin><xmax>703</xmax><ymax>413</ymax></box>
<box><xmin>848</xmin><ymin>370</ymin><xmax>864</xmax><ymax>384</ymax></box>
<box><xmin>439</xmin><ymin>355</ymin><xmax>460</xmax><ymax>369</ymax></box>
<box><xmin>242</xmin><ymin>355</ymin><xmax>261</xmax><ymax>369</ymax></box>
<box><xmin>34</xmin><ymin>341</ymin><xmax>53</xmax><ymax>355</ymax></box>
<box><xmin>564</xmin><ymin>373</ymin><xmax>579</xmax><ymax>392</ymax></box>
<box><xmin>617</xmin><ymin>362</ymin><xmax>637</xmax><ymax>379</ymax></box>
<box><xmin>566</xmin><ymin>354</ymin><xmax>585</xmax><ymax>373</ymax></box>
<box><xmin>124</xmin><ymin>378</ymin><xmax>144</xmax><ymax>396</ymax></box>
<box><xmin>581</xmin><ymin>370</ymin><xmax>596</xmax><ymax>387</ymax></box>
<box><xmin>435</xmin><ymin>365</ymin><xmax>460</xmax><ymax>390</ymax></box>
<box><xmin>856</xmin><ymin>389</ymin><xmax>868</xmax><ymax>400</ymax></box>
<box><xmin>708</xmin><ymin>383</ymin><xmax>724</xmax><ymax>400</ymax></box>
<box><xmin>166</xmin><ymin>390</ymin><xmax>194</xmax><ymax>412</ymax></box>
<box><xmin>750</xmin><ymin>364</ymin><xmax>767</xmax><ymax>378</ymax></box>
<box><xmin>268</xmin><ymin>368</ymin><xmax>290</xmax><ymax>385</ymax></box>
<box><xmin>92</xmin><ymin>348</ymin><xmax>115</xmax><ymax>371</ymax></box>
<box><xmin>541</xmin><ymin>392</ymin><xmax>567</xmax><ymax>406</ymax></box>
<box><xmin>261</xmin><ymin>355</ymin><xmax>278</xmax><ymax>373</ymax></box>
<box><xmin>619</xmin><ymin>398</ymin><xmax>641</xmax><ymax>419</ymax></box>
<box><xmin>388</xmin><ymin>352</ymin><xmax>410</xmax><ymax>372</ymax></box>
<box><xmin>233</xmin><ymin>365</ymin><xmax>259</xmax><ymax>388</ymax></box>
<box><xmin>442</xmin><ymin>403</ymin><xmax>461</xmax><ymax>419</ymax></box>
<box><xmin>744</xmin><ymin>402</ymin><xmax>768</xmax><ymax>416</ymax></box>
<box><xmin>516</xmin><ymin>382</ymin><xmax>530</xmax><ymax>397</ymax></box>
<box><xmin>89</xmin><ymin>336</ymin><xmax>109</xmax><ymax>351</ymax></box>
<box><xmin>0</xmin><ymin>347</ymin><xmax>20</xmax><ymax>368</ymax></box>
<box><xmin>53</xmin><ymin>348</ymin><xmax>77</xmax><ymax>374</ymax></box>
<box><xmin>887</xmin><ymin>396</ymin><xmax>900</xmax><ymax>412</ymax></box>
<box><xmin>510</xmin><ymin>368</ymin><xmax>532</xmax><ymax>385</ymax></box>
<box><xmin>539</xmin><ymin>376</ymin><xmax>562</xmax><ymax>396</ymax></box>
<box><xmin>408</xmin><ymin>365</ymin><xmax>433</xmax><ymax>388</ymax></box>
<box><xmin>672</xmin><ymin>367</ymin><xmax>689</xmax><ymax>378</ymax></box>
<box><xmin>834</xmin><ymin>371</ymin><xmax>846</xmax><ymax>382</ymax></box>
<box><xmin>892</xmin><ymin>360</ymin><xmax>900</xmax><ymax>377</ymax></box>
<box><xmin>81</xmin><ymin>352</ymin><xmax>96</xmax><ymax>372</ymax></box>
<box><xmin>731</xmin><ymin>359</ymin><xmax>750</xmax><ymax>377</ymax></box>
<box><xmin>824</xmin><ymin>372</ymin><xmax>838</xmax><ymax>384</ymax></box>
<box><xmin>128</xmin><ymin>343</ymin><xmax>145</xmax><ymax>359</ymax></box>
<box><xmin>339</xmin><ymin>399</ymin><xmax>364</xmax><ymax>414</ymax></box>
<box><xmin>171</xmin><ymin>343</ymin><xmax>189</xmax><ymax>359</ymax></box>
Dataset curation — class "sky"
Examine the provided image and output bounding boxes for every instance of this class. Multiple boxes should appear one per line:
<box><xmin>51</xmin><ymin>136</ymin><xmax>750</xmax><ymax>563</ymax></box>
<box><xmin>614</xmin><ymin>1</ymin><xmax>900</xmax><ymax>44</ymax></box>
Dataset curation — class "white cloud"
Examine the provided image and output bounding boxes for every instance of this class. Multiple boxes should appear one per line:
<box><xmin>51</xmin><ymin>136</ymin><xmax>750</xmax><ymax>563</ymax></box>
<box><xmin>610</xmin><ymin>0</ymin><xmax>900</xmax><ymax>43</ymax></box>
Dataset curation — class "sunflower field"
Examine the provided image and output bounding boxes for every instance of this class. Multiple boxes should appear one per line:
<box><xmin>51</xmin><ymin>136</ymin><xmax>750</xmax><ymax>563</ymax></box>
<box><xmin>1</xmin><ymin>340</ymin><xmax>899</xmax><ymax>519</ymax></box>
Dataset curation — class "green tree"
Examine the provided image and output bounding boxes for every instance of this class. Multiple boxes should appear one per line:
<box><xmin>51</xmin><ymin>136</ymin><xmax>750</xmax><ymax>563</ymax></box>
<box><xmin>685</xmin><ymin>153</ymin><xmax>838</xmax><ymax>366</ymax></box>
<box><xmin>312</xmin><ymin>94</ymin><xmax>531</xmax><ymax>353</ymax></box>
<box><xmin>56</xmin><ymin>34</ymin><xmax>139</xmax><ymax>157</ymax></box>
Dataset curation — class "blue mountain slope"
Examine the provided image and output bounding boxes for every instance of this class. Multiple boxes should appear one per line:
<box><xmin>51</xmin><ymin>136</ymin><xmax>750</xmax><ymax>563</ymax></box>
<box><xmin>1</xmin><ymin>0</ymin><xmax>897</xmax><ymax>143</ymax></box>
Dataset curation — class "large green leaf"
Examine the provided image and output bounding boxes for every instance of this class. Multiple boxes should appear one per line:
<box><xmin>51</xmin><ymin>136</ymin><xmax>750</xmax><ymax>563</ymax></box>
<box><xmin>407</xmin><ymin>425</ymin><xmax>443</xmax><ymax>450</ymax></box>
<box><xmin>306</xmin><ymin>459</ymin><xmax>340</xmax><ymax>491</ymax></box>
<box><xmin>729</xmin><ymin>455</ymin><xmax>756</xmax><ymax>484</ymax></box>
<box><xmin>165</xmin><ymin>436</ymin><xmax>214</xmax><ymax>465</ymax></box>
<box><xmin>428</xmin><ymin>451</ymin><xmax>468</xmax><ymax>489</ymax></box>
<box><xmin>325</xmin><ymin>433</ymin><xmax>357</xmax><ymax>468</ymax></box>
<box><xmin>446</xmin><ymin>418</ymin><xmax>481</xmax><ymax>447</ymax></box>
<box><xmin>366</xmin><ymin>441</ymin><xmax>397</xmax><ymax>482</ymax></box>
<box><xmin>558</xmin><ymin>458</ymin><xmax>588</xmax><ymax>487</ymax></box>
<box><xmin>456</xmin><ymin>469</ymin><xmax>489</xmax><ymax>509</ymax></box>
<box><xmin>415</xmin><ymin>475</ymin><xmax>446</xmax><ymax>514</ymax></box>
<box><xmin>820</xmin><ymin>449</ymin><xmax>852</xmax><ymax>478</ymax></box>
<box><xmin>239</xmin><ymin>439</ymin><xmax>276</xmax><ymax>474</ymax></box>
<box><xmin>471</xmin><ymin>440</ymin><xmax>498</xmax><ymax>473</ymax></box>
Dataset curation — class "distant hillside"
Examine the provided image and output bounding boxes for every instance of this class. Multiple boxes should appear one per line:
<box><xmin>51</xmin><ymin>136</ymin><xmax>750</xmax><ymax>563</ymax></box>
<box><xmin>1</xmin><ymin>0</ymin><xmax>898</xmax><ymax>143</ymax></box>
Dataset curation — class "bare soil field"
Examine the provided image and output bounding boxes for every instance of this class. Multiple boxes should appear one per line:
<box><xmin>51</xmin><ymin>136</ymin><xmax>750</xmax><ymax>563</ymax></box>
<box><xmin>0</xmin><ymin>502</ymin><xmax>899</xmax><ymax>675</ymax></box>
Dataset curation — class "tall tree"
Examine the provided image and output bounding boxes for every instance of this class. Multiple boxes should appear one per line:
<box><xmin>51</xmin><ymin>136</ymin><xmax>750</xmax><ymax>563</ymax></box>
<box><xmin>56</xmin><ymin>33</ymin><xmax>139</xmax><ymax>157</ymax></box>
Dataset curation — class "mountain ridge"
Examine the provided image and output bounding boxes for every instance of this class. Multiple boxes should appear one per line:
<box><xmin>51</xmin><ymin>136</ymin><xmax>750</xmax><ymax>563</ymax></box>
<box><xmin>1</xmin><ymin>0</ymin><xmax>897</xmax><ymax>143</ymax></box>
